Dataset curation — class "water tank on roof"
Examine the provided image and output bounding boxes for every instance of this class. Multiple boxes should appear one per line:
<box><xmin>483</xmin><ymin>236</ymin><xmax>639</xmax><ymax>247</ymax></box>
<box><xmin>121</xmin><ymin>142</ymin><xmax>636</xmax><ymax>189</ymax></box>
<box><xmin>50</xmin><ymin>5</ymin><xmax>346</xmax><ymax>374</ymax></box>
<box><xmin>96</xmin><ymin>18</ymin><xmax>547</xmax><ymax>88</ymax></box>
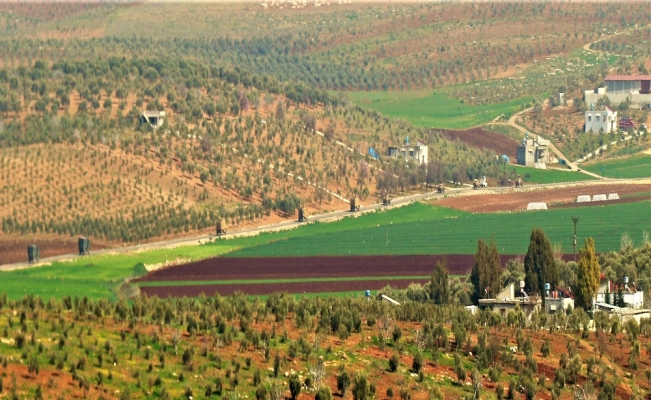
<box><xmin>544</xmin><ymin>283</ymin><xmax>550</xmax><ymax>291</ymax></box>
<box><xmin>623</xmin><ymin>276</ymin><xmax>629</xmax><ymax>284</ymax></box>
<box><xmin>365</xmin><ymin>290</ymin><xmax>371</xmax><ymax>298</ymax></box>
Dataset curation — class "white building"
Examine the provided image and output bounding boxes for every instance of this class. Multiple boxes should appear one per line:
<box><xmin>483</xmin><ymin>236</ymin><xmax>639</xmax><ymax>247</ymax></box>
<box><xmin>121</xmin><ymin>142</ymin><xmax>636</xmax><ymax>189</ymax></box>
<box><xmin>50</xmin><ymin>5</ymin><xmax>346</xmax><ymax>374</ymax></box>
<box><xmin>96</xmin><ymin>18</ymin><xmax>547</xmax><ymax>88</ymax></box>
<box><xmin>585</xmin><ymin>75</ymin><xmax>651</xmax><ymax>108</ymax></box>
<box><xmin>388</xmin><ymin>137</ymin><xmax>428</xmax><ymax>165</ymax></box>
<box><xmin>596</xmin><ymin>279</ymin><xmax>644</xmax><ymax>309</ymax></box>
<box><xmin>140</xmin><ymin>111</ymin><xmax>166</xmax><ymax>129</ymax></box>
<box><xmin>585</xmin><ymin>106</ymin><xmax>617</xmax><ymax>133</ymax></box>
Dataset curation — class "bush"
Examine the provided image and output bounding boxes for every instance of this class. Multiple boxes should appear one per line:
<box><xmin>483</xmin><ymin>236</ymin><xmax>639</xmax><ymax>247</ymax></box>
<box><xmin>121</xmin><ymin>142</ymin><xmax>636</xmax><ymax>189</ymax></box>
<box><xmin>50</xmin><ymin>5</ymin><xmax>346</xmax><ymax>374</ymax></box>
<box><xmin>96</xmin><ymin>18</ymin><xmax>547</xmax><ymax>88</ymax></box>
<box><xmin>541</xmin><ymin>340</ymin><xmax>551</xmax><ymax>357</ymax></box>
<box><xmin>289</xmin><ymin>374</ymin><xmax>301</xmax><ymax>400</ymax></box>
<box><xmin>399</xmin><ymin>388</ymin><xmax>410</xmax><ymax>400</ymax></box>
<box><xmin>389</xmin><ymin>354</ymin><xmax>400</xmax><ymax>372</ymax></box>
<box><xmin>386</xmin><ymin>387</ymin><xmax>394</xmax><ymax>399</ymax></box>
<box><xmin>352</xmin><ymin>371</ymin><xmax>369</xmax><ymax>400</ymax></box>
<box><xmin>256</xmin><ymin>384</ymin><xmax>268</xmax><ymax>400</ymax></box>
<box><xmin>392</xmin><ymin>327</ymin><xmax>402</xmax><ymax>344</ymax></box>
<box><xmin>337</xmin><ymin>370</ymin><xmax>350</xmax><ymax>396</ymax></box>
<box><xmin>412</xmin><ymin>352</ymin><xmax>423</xmax><ymax>373</ymax></box>
<box><xmin>315</xmin><ymin>386</ymin><xmax>332</xmax><ymax>400</ymax></box>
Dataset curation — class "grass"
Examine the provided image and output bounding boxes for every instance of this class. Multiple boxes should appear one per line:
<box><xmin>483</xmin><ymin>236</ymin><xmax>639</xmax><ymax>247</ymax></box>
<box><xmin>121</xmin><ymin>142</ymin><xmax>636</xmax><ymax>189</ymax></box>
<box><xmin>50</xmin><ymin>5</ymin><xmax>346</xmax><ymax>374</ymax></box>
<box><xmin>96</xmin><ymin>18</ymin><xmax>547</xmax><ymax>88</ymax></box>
<box><xmin>224</xmin><ymin>200</ymin><xmax>651</xmax><ymax>258</ymax></box>
<box><xmin>0</xmin><ymin>243</ymin><xmax>236</xmax><ymax>301</ymax></box>
<box><xmin>506</xmin><ymin>165</ymin><xmax>597</xmax><ymax>184</ymax></box>
<box><xmin>583</xmin><ymin>154</ymin><xmax>651</xmax><ymax>179</ymax></box>
<box><xmin>346</xmin><ymin>89</ymin><xmax>532</xmax><ymax>130</ymax></box>
<box><xmin>3</xmin><ymin>199</ymin><xmax>649</xmax><ymax>300</ymax></box>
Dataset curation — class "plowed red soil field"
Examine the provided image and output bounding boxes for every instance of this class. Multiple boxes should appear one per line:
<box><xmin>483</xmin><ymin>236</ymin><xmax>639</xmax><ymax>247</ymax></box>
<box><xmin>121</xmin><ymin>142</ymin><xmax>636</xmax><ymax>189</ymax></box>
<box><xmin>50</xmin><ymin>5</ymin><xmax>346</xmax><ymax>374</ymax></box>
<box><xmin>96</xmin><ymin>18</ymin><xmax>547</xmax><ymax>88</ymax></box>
<box><xmin>0</xmin><ymin>235</ymin><xmax>108</xmax><ymax>265</ymax></box>
<box><xmin>437</xmin><ymin>127</ymin><xmax>519</xmax><ymax>159</ymax></box>
<box><xmin>436</xmin><ymin>183</ymin><xmax>650</xmax><ymax>213</ymax></box>
<box><xmin>140</xmin><ymin>278</ymin><xmax>430</xmax><ymax>297</ymax></box>
<box><xmin>134</xmin><ymin>254</ymin><xmax>505</xmax><ymax>283</ymax></box>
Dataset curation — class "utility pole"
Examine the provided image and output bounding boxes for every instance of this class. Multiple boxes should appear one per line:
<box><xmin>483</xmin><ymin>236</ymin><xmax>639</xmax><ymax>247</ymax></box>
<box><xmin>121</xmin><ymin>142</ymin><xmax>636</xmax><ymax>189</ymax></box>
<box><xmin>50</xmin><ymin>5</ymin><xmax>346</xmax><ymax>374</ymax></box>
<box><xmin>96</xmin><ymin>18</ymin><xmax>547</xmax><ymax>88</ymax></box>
<box><xmin>572</xmin><ymin>216</ymin><xmax>579</xmax><ymax>260</ymax></box>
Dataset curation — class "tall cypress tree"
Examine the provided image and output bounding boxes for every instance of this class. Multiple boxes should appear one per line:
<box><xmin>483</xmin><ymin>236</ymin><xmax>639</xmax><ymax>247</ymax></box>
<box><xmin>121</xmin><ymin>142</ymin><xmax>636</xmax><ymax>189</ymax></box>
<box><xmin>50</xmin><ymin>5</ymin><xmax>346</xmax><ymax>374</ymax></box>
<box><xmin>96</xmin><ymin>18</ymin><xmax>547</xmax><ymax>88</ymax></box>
<box><xmin>524</xmin><ymin>229</ymin><xmax>558</xmax><ymax>306</ymax></box>
<box><xmin>470</xmin><ymin>239</ymin><xmax>503</xmax><ymax>304</ymax></box>
<box><xmin>430</xmin><ymin>258</ymin><xmax>449</xmax><ymax>304</ymax></box>
<box><xmin>575</xmin><ymin>237</ymin><xmax>601</xmax><ymax>310</ymax></box>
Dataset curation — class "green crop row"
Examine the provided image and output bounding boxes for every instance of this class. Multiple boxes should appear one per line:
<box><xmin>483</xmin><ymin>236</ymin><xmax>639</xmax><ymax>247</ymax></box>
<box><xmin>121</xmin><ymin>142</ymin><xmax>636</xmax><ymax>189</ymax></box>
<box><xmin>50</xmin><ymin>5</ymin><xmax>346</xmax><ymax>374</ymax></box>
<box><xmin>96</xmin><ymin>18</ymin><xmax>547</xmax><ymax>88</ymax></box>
<box><xmin>583</xmin><ymin>154</ymin><xmax>651</xmax><ymax>179</ymax></box>
<box><xmin>225</xmin><ymin>200</ymin><xmax>651</xmax><ymax>258</ymax></box>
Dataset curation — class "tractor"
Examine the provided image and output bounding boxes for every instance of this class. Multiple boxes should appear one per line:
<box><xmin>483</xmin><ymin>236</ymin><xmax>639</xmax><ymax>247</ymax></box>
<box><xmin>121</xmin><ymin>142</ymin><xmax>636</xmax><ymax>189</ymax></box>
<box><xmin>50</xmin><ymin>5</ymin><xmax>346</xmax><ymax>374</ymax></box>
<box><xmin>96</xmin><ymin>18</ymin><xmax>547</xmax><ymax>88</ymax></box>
<box><xmin>437</xmin><ymin>185</ymin><xmax>445</xmax><ymax>194</ymax></box>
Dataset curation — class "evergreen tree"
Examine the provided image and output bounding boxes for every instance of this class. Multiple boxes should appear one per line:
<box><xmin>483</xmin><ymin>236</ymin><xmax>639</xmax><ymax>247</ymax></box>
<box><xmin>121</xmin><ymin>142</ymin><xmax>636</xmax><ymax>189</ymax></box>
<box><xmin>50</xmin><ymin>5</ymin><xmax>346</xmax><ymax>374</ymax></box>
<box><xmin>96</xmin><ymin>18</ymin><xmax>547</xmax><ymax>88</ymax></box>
<box><xmin>430</xmin><ymin>258</ymin><xmax>449</xmax><ymax>304</ymax></box>
<box><xmin>470</xmin><ymin>239</ymin><xmax>503</xmax><ymax>304</ymax></box>
<box><xmin>574</xmin><ymin>238</ymin><xmax>601</xmax><ymax>311</ymax></box>
<box><xmin>524</xmin><ymin>229</ymin><xmax>558</xmax><ymax>306</ymax></box>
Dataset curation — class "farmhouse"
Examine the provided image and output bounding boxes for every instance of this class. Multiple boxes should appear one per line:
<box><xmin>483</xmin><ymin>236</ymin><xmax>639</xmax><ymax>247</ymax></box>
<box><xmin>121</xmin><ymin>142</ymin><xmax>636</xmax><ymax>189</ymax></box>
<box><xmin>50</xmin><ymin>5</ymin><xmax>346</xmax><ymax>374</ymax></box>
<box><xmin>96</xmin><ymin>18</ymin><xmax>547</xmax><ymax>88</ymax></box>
<box><xmin>478</xmin><ymin>282</ymin><xmax>574</xmax><ymax>318</ymax></box>
<box><xmin>140</xmin><ymin>110</ymin><xmax>166</xmax><ymax>129</ymax></box>
<box><xmin>584</xmin><ymin>106</ymin><xmax>617</xmax><ymax>133</ymax></box>
<box><xmin>388</xmin><ymin>137</ymin><xmax>428</xmax><ymax>165</ymax></box>
<box><xmin>584</xmin><ymin>75</ymin><xmax>651</xmax><ymax>108</ymax></box>
<box><xmin>595</xmin><ymin>279</ymin><xmax>644</xmax><ymax>309</ymax></box>
<box><xmin>516</xmin><ymin>135</ymin><xmax>550</xmax><ymax>168</ymax></box>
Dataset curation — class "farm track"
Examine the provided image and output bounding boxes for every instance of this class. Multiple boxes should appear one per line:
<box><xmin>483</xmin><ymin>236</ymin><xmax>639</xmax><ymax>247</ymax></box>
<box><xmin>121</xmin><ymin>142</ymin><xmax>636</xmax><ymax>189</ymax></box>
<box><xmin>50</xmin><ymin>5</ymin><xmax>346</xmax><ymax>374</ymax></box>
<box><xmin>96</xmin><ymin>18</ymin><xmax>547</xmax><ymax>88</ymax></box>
<box><xmin>2</xmin><ymin>178</ymin><xmax>649</xmax><ymax>271</ymax></box>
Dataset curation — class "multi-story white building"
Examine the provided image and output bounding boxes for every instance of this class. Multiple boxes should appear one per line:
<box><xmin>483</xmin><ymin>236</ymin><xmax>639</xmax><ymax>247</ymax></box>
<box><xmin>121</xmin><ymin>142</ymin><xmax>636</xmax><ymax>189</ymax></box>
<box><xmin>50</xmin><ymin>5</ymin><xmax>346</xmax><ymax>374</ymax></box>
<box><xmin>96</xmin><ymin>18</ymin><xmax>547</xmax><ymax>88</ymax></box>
<box><xmin>387</xmin><ymin>137</ymin><xmax>428</xmax><ymax>165</ymax></box>
<box><xmin>585</xmin><ymin>106</ymin><xmax>617</xmax><ymax>133</ymax></box>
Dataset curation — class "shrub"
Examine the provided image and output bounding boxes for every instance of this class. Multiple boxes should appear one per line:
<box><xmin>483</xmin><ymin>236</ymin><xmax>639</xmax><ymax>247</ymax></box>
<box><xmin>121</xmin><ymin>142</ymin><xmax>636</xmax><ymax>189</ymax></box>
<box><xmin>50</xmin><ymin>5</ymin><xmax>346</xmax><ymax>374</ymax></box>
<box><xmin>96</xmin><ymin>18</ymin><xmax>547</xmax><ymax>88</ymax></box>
<box><xmin>541</xmin><ymin>340</ymin><xmax>551</xmax><ymax>357</ymax></box>
<box><xmin>412</xmin><ymin>352</ymin><xmax>423</xmax><ymax>373</ymax></box>
<box><xmin>337</xmin><ymin>370</ymin><xmax>350</xmax><ymax>396</ymax></box>
<box><xmin>352</xmin><ymin>371</ymin><xmax>369</xmax><ymax>400</ymax></box>
<box><xmin>389</xmin><ymin>354</ymin><xmax>399</xmax><ymax>372</ymax></box>
<box><xmin>256</xmin><ymin>384</ymin><xmax>268</xmax><ymax>400</ymax></box>
<box><xmin>315</xmin><ymin>386</ymin><xmax>332</xmax><ymax>400</ymax></box>
<box><xmin>386</xmin><ymin>387</ymin><xmax>394</xmax><ymax>399</ymax></box>
<box><xmin>392</xmin><ymin>327</ymin><xmax>402</xmax><ymax>344</ymax></box>
<box><xmin>289</xmin><ymin>374</ymin><xmax>301</xmax><ymax>400</ymax></box>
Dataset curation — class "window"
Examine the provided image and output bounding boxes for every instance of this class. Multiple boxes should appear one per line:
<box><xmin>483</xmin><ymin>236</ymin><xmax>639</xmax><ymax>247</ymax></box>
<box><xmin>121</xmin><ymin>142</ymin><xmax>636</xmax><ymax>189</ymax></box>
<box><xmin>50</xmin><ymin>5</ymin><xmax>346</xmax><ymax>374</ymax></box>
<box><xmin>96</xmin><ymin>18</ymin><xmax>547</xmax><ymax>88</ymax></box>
<box><xmin>596</xmin><ymin>116</ymin><xmax>600</xmax><ymax>121</ymax></box>
<box><xmin>409</xmin><ymin>151</ymin><xmax>414</xmax><ymax>157</ymax></box>
<box><xmin>588</xmin><ymin>116</ymin><xmax>592</xmax><ymax>122</ymax></box>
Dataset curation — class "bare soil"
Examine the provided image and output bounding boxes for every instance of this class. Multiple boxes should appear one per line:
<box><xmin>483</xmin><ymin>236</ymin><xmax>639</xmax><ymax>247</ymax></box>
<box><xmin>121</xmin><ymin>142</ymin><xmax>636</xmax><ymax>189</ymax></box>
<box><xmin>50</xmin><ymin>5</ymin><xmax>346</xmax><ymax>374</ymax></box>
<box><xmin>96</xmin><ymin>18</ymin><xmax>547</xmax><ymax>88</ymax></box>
<box><xmin>435</xmin><ymin>183</ymin><xmax>651</xmax><ymax>213</ymax></box>
<box><xmin>436</xmin><ymin>127</ymin><xmax>519</xmax><ymax>159</ymax></box>
<box><xmin>0</xmin><ymin>234</ymin><xmax>109</xmax><ymax>265</ymax></box>
<box><xmin>134</xmin><ymin>254</ymin><xmax>508</xmax><ymax>283</ymax></box>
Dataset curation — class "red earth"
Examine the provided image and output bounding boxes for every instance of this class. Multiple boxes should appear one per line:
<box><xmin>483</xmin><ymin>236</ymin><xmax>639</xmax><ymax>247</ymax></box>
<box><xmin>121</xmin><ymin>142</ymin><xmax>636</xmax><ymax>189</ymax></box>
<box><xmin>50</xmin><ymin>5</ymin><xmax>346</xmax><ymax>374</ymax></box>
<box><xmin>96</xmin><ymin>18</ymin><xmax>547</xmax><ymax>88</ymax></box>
<box><xmin>436</xmin><ymin>183</ymin><xmax>651</xmax><ymax>213</ymax></box>
<box><xmin>133</xmin><ymin>254</ymin><xmax>518</xmax><ymax>283</ymax></box>
<box><xmin>436</xmin><ymin>127</ymin><xmax>519</xmax><ymax>159</ymax></box>
<box><xmin>0</xmin><ymin>235</ymin><xmax>108</xmax><ymax>265</ymax></box>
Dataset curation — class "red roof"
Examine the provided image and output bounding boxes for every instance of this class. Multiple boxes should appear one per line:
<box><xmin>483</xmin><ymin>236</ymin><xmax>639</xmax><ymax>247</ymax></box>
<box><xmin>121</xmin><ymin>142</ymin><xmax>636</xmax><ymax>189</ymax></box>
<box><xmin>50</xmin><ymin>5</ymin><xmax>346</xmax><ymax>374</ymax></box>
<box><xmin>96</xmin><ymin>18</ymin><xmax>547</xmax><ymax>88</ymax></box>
<box><xmin>604</xmin><ymin>75</ymin><xmax>651</xmax><ymax>81</ymax></box>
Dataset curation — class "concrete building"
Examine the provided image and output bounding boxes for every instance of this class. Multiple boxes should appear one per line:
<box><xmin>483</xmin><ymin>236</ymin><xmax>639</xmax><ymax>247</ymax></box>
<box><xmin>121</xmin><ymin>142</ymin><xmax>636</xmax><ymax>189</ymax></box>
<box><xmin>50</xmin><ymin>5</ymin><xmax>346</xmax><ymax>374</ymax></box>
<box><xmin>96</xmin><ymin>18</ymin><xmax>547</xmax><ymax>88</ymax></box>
<box><xmin>516</xmin><ymin>135</ymin><xmax>550</xmax><ymax>168</ymax></box>
<box><xmin>594</xmin><ymin>303</ymin><xmax>650</xmax><ymax>324</ymax></box>
<box><xmin>388</xmin><ymin>137</ymin><xmax>428</xmax><ymax>165</ymax></box>
<box><xmin>479</xmin><ymin>283</ymin><xmax>575</xmax><ymax>318</ymax></box>
<box><xmin>584</xmin><ymin>75</ymin><xmax>651</xmax><ymax>108</ymax></box>
<box><xmin>478</xmin><ymin>283</ymin><xmax>541</xmax><ymax>318</ymax></box>
<box><xmin>140</xmin><ymin>111</ymin><xmax>166</xmax><ymax>129</ymax></box>
<box><xmin>585</xmin><ymin>106</ymin><xmax>617</xmax><ymax>133</ymax></box>
<box><xmin>596</xmin><ymin>279</ymin><xmax>645</xmax><ymax>309</ymax></box>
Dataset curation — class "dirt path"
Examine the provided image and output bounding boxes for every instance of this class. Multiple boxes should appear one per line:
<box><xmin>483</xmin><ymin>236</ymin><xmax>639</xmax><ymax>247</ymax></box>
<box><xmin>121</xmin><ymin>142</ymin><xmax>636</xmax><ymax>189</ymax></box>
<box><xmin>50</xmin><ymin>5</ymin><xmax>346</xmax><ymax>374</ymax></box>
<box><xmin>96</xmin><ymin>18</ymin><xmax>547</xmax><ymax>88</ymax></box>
<box><xmin>488</xmin><ymin>108</ymin><xmax>603</xmax><ymax>179</ymax></box>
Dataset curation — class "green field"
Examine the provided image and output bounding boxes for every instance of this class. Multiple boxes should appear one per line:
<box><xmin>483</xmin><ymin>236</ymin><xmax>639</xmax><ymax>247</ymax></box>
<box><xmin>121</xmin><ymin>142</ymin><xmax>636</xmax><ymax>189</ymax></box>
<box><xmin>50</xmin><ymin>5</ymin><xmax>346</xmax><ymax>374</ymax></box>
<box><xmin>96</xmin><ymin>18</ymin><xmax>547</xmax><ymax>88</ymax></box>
<box><xmin>347</xmin><ymin>90</ymin><xmax>531</xmax><ymax>129</ymax></box>
<box><xmin>3</xmin><ymin>200</ymin><xmax>649</xmax><ymax>300</ymax></box>
<box><xmin>224</xmin><ymin>201</ymin><xmax>651</xmax><ymax>258</ymax></box>
<box><xmin>507</xmin><ymin>165</ymin><xmax>597</xmax><ymax>184</ymax></box>
<box><xmin>583</xmin><ymin>154</ymin><xmax>651</xmax><ymax>179</ymax></box>
<box><xmin>0</xmin><ymin>244</ymin><xmax>235</xmax><ymax>301</ymax></box>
